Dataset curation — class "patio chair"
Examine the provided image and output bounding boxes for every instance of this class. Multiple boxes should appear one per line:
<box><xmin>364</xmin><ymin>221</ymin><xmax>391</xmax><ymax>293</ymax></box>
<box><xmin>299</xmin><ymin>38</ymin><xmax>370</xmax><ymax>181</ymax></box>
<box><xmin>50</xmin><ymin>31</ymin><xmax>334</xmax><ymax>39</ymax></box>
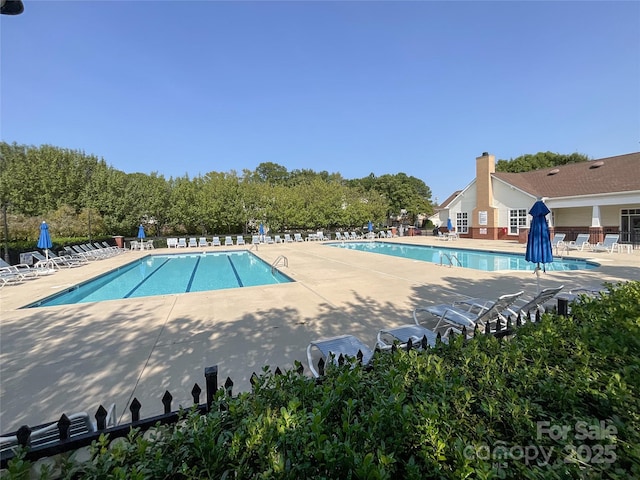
<box><xmin>188</xmin><ymin>238</ymin><xmax>198</xmax><ymax>248</ymax></box>
<box><xmin>0</xmin><ymin>271</ymin><xmax>23</xmax><ymax>288</ymax></box>
<box><xmin>335</xmin><ymin>232</ymin><xmax>345</xmax><ymax>241</ymax></box>
<box><xmin>177</xmin><ymin>238</ymin><xmax>187</xmax><ymax>248</ymax></box>
<box><xmin>457</xmin><ymin>285</ymin><xmax>564</xmax><ymax>323</ymax></box>
<box><xmin>550</xmin><ymin>233</ymin><xmax>566</xmax><ymax>254</ymax></box>
<box><xmin>376</xmin><ymin>324</ymin><xmax>453</xmax><ymax>350</ymax></box>
<box><xmin>265</xmin><ymin>235</ymin><xmax>274</xmax><ymax>244</ymax></box>
<box><xmin>0</xmin><ymin>258</ymin><xmax>48</xmax><ymax>278</ymax></box>
<box><xmin>414</xmin><ymin>290</ymin><xmax>524</xmax><ymax>331</ymax></box>
<box><xmin>198</xmin><ymin>237</ymin><xmax>208</xmax><ymax>247</ymax></box>
<box><xmin>35</xmin><ymin>250</ymin><xmax>85</xmax><ymax>268</ymax></box>
<box><xmin>591</xmin><ymin>234</ymin><xmax>620</xmax><ymax>253</ymax></box>
<box><xmin>236</xmin><ymin>235</ymin><xmax>245</xmax><ymax>246</ymax></box>
<box><xmin>294</xmin><ymin>233</ymin><xmax>304</xmax><ymax>242</ymax></box>
<box><xmin>284</xmin><ymin>234</ymin><xmax>293</xmax><ymax>243</ymax></box>
<box><xmin>167</xmin><ymin>238</ymin><xmax>178</xmax><ymax>248</ymax></box>
<box><xmin>274</xmin><ymin>235</ymin><xmax>282</xmax><ymax>243</ymax></box>
<box><xmin>307</xmin><ymin>334</ymin><xmax>376</xmax><ymax>378</ymax></box>
<box><xmin>0</xmin><ymin>404</ymin><xmax>116</xmax><ymax>454</ymax></box>
<box><xmin>211</xmin><ymin>236</ymin><xmax>221</xmax><ymax>247</ymax></box>
<box><xmin>251</xmin><ymin>235</ymin><xmax>261</xmax><ymax>245</ymax></box>
<box><xmin>564</xmin><ymin>234</ymin><xmax>591</xmax><ymax>253</ymax></box>
<box><xmin>225</xmin><ymin>236</ymin><xmax>234</xmax><ymax>246</ymax></box>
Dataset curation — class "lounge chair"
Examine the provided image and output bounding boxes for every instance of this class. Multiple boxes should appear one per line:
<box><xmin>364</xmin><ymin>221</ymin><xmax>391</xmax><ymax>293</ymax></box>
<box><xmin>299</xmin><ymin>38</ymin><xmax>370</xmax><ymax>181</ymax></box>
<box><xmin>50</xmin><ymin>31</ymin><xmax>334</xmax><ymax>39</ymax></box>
<box><xmin>349</xmin><ymin>232</ymin><xmax>359</xmax><ymax>240</ymax></box>
<box><xmin>265</xmin><ymin>235</ymin><xmax>274</xmax><ymax>244</ymax></box>
<box><xmin>458</xmin><ymin>285</ymin><xmax>564</xmax><ymax>323</ymax></box>
<box><xmin>274</xmin><ymin>235</ymin><xmax>282</xmax><ymax>243</ymax></box>
<box><xmin>188</xmin><ymin>238</ymin><xmax>198</xmax><ymax>248</ymax></box>
<box><xmin>284</xmin><ymin>234</ymin><xmax>293</xmax><ymax>243</ymax></box>
<box><xmin>68</xmin><ymin>245</ymin><xmax>101</xmax><ymax>260</ymax></box>
<box><xmin>167</xmin><ymin>238</ymin><xmax>178</xmax><ymax>248</ymax></box>
<box><xmin>35</xmin><ymin>250</ymin><xmax>85</xmax><ymax>268</ymax></box>
<box><xmin>0</xmin><ymin>258</ymin><xmax>49</xmax><ymax>278</ymax></box>
<box><xmin>236</xmin><ymin>235</ymin><xmax>245</xmax><ymax>246</ymax></box>
<box><xmin>0</xmin><ymin>271</ymin><xmax>23</xmax><ymax>288</ymax></box>
<box><xmin>307</xmin><ymin>334</ymin><xmax>376</xmax><ymax>378</ymax></box>
<box><xmin>0</xmin><ymin>404</ymin><xmax>116</xmax><ymax>454</ymax></box>
<box><xmin>564</xmin><ymin>234</ymin><xmax>591</xmax><ymax>253</ymax></box>
<box><xmin>251</xmin><ymin>235</ymin><xmax>260</xmax><ymax>245</ymax></box>
<box><xmin>550</xmin><ymin>233</ymin><xmax>566</xmax><ymax>254</ymax></box>
<box><xmin>211</xmin><ymin>236</ymin><xmax>221</xmax><ymax>247</ymax></box>
<box><xmin>415</xmin><ymin>290</ymin><xmax>524</xmax><ymax>331</ymax></box>
<box><xmin>591</xmin><ymin>234</ymin><xmax>620</xmax><ymax>253</ymax></box>
<box><xmin>335</xmin><ymin>232</ymin><xmax>345</xmax><ymax>241</ymax></box>
<box><xmin>225</xmin><ymin>236</ymin><xmax>234</xmax><ymax>246</ymax></box>
<box><xmin>177</xmin><ymin>238</ymin><xmax>187</xmax><ymax>248</ymax></box>
<box><xmin>198</xmin><ymin>237</ymin><xmax>208</xmax><ymax>247</ymax></box>
<box><xmin>377</xmin><ymin>324</ymin><xmax>453</xmax><ymax>350</ymax></box>
<box><xmin>294</xmin><ymin>233</ymin><xmax>304</xmax><ymax>242</ymax></box>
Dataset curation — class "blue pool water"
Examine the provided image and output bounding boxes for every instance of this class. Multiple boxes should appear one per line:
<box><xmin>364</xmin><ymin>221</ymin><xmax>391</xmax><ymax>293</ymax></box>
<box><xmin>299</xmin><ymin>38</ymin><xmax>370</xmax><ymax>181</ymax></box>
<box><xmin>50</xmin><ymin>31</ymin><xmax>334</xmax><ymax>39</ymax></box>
<box><xmin>328</xmin><ymin>241</ymin><xmax>599</xmax><ymax>271</ymax></box>
<box><xmin>25</xmin><ymin>252</ymin><xmax>293</xmax><ymax>308</ymax></box>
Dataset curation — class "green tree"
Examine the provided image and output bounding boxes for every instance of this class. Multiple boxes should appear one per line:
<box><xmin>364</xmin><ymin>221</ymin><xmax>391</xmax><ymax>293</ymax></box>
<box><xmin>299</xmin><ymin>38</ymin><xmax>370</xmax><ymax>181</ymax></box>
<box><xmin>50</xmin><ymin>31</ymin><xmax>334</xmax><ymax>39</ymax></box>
<box><xmin>495</xmin><ymin>151</ymin><xmax>591</xmax><ymax>172</ymax></box>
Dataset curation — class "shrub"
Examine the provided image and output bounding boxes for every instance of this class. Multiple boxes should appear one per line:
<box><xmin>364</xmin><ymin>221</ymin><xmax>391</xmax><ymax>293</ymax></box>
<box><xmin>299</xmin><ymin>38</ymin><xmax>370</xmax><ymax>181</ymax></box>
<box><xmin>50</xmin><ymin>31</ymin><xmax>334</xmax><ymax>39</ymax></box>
<box><xmin>8</xmin><ymin>282</ymin><xmax>640</xmax><ymax>479</ymax></box>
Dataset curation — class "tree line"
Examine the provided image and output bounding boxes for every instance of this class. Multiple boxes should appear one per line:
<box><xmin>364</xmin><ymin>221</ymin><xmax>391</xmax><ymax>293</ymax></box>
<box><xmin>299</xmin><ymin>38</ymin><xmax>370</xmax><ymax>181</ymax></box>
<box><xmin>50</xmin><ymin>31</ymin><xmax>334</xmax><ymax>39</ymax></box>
<box><xmin>0</xmin><ymin>142</ymin><xmax>589</xmax><ymax>241</ymax></box>
<box><xmin>0</xmin><ymin>142</ymin><xmax>433</xmax><ymax>240</ymax></box>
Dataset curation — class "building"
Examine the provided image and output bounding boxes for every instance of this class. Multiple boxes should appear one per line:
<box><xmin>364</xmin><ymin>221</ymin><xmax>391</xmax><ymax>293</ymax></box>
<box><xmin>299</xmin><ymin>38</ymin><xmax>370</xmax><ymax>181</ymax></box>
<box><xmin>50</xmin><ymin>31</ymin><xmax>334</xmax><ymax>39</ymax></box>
<box><xmin>434</xmin><ymin>152</ymin><xmax>640</xmax><ymax>246</ymax></box>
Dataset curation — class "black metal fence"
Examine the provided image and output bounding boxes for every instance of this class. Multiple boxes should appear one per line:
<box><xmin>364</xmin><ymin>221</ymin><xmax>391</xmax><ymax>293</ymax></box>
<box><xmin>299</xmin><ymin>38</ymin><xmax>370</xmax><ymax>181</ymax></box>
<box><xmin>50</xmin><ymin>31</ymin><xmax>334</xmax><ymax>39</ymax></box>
<box><xmin>0</xmin><ymin>309</ymin><xmax>547</xmax><ymax>470</ymax></box>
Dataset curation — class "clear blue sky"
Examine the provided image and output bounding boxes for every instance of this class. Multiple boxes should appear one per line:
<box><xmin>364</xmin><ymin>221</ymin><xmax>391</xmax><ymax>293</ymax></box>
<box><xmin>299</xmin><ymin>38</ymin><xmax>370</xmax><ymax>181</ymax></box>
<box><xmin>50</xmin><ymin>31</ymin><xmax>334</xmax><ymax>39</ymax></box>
<box><xmin>1</xmin><ymin>1</ymin><xmax>638</xmax><ymax>204</ymax></box>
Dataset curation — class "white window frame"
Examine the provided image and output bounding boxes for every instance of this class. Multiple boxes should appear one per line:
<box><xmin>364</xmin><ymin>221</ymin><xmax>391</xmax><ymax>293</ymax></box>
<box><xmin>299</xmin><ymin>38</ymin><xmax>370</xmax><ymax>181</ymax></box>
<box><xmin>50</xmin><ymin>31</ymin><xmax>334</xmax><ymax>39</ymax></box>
<box><xmin>509</xmin><ymin>209</ymin><xmax>527</xmax><ymax>235</ymax></box>
<box><xmin>456</xmin><ymin>212</ymin><xmax>468</xmax><ymax>234</ymax></box>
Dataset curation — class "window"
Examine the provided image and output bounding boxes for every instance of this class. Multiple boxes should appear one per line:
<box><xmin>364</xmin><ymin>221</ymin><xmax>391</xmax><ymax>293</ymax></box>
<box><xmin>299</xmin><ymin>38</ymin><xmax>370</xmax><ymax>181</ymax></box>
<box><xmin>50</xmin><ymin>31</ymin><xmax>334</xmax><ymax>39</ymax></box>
<box><xmin>456</xmin><ymin>212</ymin><xmax>468</xmax><ymax>234</ymax></box>
<box><xmin>509</xmin><ymin>209</ymin><xmax>527</xmax><ymax>235</ymax></box>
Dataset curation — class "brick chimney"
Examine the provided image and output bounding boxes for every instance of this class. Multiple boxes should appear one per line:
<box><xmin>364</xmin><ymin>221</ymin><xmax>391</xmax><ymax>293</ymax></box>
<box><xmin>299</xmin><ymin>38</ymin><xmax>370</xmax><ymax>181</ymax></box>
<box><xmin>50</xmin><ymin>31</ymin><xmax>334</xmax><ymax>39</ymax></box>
<box><xmin>472</xmin><ymin>152</ymin><xmax>499</xmax><ymax>239</ymax></box>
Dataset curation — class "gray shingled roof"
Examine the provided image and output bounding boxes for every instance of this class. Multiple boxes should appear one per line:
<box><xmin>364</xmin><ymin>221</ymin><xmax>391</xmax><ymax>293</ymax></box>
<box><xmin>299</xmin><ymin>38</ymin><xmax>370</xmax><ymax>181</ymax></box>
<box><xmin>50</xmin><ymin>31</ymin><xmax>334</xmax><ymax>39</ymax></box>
<box><xmin>492</xmin><ymin>152</ymin><xmax>640</xmax><ymax>198</ymax></box>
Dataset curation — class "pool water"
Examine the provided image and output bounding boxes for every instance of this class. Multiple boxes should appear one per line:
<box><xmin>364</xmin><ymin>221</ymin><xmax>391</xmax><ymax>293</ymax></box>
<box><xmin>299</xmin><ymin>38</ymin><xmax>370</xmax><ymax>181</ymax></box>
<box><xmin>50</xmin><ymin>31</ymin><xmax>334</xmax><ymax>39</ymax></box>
<box><xmin>328</xmin><ymin>241</ymin><xmax>598</xmax><ymax>271</ymax></box>
<box><xmin>25</xmin><ymin>251</ymin><xmax>293</xmax><ymax>308</ymax></box>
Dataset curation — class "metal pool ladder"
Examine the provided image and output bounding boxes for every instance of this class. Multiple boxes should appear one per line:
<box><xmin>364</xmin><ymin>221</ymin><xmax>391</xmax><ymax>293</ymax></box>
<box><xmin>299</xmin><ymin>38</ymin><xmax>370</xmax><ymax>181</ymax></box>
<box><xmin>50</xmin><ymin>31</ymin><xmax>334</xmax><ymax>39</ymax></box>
<box><xmin>272</xmin><ymin>255</ymin><xmax>288</xmax><ymax>273</ymax></box>
<box><xmin>440</xmin><ymin>252</ymin><xmax>461</xmax><ymax>268</ymax></box>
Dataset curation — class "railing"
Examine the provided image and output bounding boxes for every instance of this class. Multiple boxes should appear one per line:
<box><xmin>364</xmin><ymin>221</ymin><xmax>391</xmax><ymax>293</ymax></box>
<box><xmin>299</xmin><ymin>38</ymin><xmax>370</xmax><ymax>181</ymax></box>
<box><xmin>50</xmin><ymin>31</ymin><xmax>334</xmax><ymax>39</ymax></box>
<box><xmin>439</xmin><ymin>252</ymin><xmax>462</xmax><ymax>267</ymax></box>
<box><xmin>271</xmin><ymin>255</ymin><xmax>288</xmax><ymax>273</ymax></box>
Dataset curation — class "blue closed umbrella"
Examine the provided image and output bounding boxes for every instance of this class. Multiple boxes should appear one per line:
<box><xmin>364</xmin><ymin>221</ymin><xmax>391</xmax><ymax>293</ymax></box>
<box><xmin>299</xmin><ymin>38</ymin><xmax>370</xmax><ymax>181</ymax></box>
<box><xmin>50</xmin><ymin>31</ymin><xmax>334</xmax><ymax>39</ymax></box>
<box><xmin>138</xmin><ymin>224</ymin><xmax>146</xmax><ymax>240</ymax></box>
<box><xmin>525</xmin><ymin>199</ymin><xmax>553</xmax><ymax>291</ymax></box>
<box><xmin>259</xmin><ymin>223</ymin><xmax>264</xmax><ymax>235</ymax></box>
<box><xmin>368</xmin><ymin>220</ymin><xmax>373</xmax><ymax>232</ymax></box>
<box><xmin>447</xmin><ymin>218</ymin><xmax>453</xmax><ymax>232</ymax></box>
<box><xmin>37</xmin><ymin>221</ymin><xmax>53</xmax><ymax>259</ymax></box>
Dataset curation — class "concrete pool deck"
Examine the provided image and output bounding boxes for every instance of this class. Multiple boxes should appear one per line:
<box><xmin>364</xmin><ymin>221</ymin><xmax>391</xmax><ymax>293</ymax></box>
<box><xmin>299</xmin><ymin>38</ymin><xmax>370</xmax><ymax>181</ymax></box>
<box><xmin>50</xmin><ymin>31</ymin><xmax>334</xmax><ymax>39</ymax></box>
<box><xmin>1</xmin><ymin>237</ymin><xmax>638</xmax><ymax>432</ymax></box>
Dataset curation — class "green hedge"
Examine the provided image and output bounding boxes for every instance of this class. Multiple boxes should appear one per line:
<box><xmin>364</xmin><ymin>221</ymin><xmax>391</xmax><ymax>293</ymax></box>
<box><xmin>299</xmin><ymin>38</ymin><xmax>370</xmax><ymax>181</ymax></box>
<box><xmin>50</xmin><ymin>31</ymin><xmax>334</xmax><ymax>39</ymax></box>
<box><xmin>6</xmin><ymin>282</ymin><xmax>640</xmax><ymax>479</ymax></box>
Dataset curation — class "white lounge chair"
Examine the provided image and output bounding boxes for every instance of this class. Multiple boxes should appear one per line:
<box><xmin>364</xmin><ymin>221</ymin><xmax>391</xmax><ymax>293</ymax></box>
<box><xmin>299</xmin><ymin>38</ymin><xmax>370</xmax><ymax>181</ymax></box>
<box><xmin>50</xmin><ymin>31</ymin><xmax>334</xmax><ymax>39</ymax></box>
<box><xmin>591</xmin><ymin>234</ymin><xmax>620</xmax><ymax>253</ymax></box>
<box><xmin>415</xmin><ymin>291</ymin><xmax>524</xmax><ymax>331</ymax></box>
<box><xmin>550</xmin><ymin>233</ymin><xmax>566</xmax><ymax>254</ymax></box>
<box><xmin>188</xmin><ymin>238</ymin><xmax>198</xmax><ymax>248</ymax></box>
<box><xmin>284</xmin><ymin>234</ymin><xmax>293</xmax><ymax>243</ymax></box>
<box><xmin>307</xmin><ymin>334</ymin><xmax>376</xmax><ymax>378</ymax></box>
<box><xmin>251</xmin><ymin>235</ymin><xmax>261</xmax><ymax>245</ymax></box>
<box><xmin>0</xmin><ymin>258</ymin><xmax>51</xmax><ymax>278</ymax></box>
<box><xmin>458</xmin><ymin>286</ymin><xmax>564</xmax><ymax>323</ymax></box>
<box><xmin>211</xmin><ymin>236</ymin><xmax>221</xmax><ymax>247</ymax></box>
<box><xmin>564</xmin><ymin>234</ymin><xmax>591</xmax><ymax>253</ymax></box>
<box><xmin>177</xmin><ymin>238</ymin><xmax>187</xmax><ymax>248</ymax></box>
<box><xmin>377</xmin><ymin>324</ymin><xmax>452</xmax><ymax>350</ymax></box>
<box><xmin>236</xmin><ymin>235</ymin><xmax>245</xmax><ymax>246</ymax></box>
<box><xmin>294</xmin><ymin>233</ymin><xmax>303</xmax><ymax>242</ymax></box>
<box><xmin>0</xmin><ymin>404</ymin><xmax>116</xmax><ymax>453</ymax></box>
<box><xmin>225</xmin><ymin>236</ymin><xmax>234</xmax><ymax>246</ymax></box>
<box><xmin>198</xmin><ymin>237</ymin><xmax>208</xmax><ymax>247</ymax></box>
<box><xmin>274</xmin><ymin>235</ymin><xmax>282</xmax><ymax>243</ymax></box>
<box><xmin>167</xmin><ymin>237</ymin><xmax>178</xmax><ymax>248</ymax></box>
<box><xmin>265</xmin><ymin>235</ymin><xmax>274</xmax><ymax>244</ymax></box>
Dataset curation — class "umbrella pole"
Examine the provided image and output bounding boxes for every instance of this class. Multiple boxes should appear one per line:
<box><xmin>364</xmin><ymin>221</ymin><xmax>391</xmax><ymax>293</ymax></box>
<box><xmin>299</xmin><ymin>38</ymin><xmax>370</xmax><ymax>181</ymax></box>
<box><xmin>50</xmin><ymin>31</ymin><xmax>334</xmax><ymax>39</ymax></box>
<box><xmin>534</xmin><ymin>264</ymin><xmax>541</xmax><ymax>293</ymax></box>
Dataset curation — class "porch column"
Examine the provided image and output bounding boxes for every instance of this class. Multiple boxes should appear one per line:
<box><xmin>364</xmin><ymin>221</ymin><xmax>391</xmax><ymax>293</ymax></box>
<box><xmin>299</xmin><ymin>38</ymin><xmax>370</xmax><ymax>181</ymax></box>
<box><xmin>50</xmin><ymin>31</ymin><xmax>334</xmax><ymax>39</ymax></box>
<box><xmin>589</xmin><ymin>205</ymin><xmax>604</xmax><ymax>244</ymax></box>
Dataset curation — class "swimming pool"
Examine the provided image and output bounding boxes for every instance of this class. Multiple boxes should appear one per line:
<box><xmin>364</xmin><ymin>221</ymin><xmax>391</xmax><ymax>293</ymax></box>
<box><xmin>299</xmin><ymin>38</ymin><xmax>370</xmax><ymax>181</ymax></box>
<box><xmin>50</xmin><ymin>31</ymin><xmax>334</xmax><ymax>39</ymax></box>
<box><xmin>328</xmin><ymin>241</ymin><xmax>599</xmax><ymax>271</ymax></box>
<box><xmin>25</xmin><ymin>251</ymin><xmax>293</xmax><ymax>308</ymax></box>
